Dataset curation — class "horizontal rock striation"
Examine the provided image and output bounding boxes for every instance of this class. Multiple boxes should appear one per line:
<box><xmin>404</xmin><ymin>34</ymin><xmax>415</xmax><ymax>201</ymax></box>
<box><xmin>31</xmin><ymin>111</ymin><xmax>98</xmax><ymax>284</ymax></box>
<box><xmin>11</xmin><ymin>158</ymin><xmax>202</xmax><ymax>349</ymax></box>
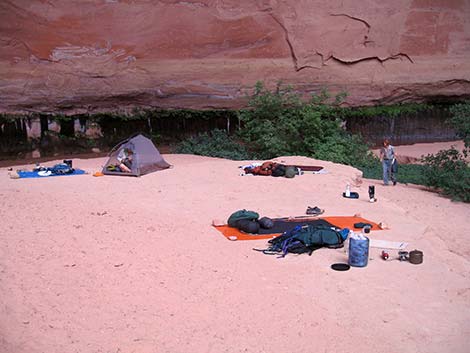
<box><xmin>0</xmin><ymin>0</ymin><xmax>469</xmax><ymax>114</ymax></box>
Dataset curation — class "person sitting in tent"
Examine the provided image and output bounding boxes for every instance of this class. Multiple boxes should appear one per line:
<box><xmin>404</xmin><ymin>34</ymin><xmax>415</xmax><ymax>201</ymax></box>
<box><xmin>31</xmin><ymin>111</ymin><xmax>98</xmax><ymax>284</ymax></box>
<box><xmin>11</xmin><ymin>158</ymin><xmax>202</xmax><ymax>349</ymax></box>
<box><xmin>117</xmin><ymin>147</ymin><xmax>134</xmax><ymax>173</ymax></box>
<box><xmin>102</xmin><ymin>133</ymin><xmax>171</xmax><ymax>176</ymax></box>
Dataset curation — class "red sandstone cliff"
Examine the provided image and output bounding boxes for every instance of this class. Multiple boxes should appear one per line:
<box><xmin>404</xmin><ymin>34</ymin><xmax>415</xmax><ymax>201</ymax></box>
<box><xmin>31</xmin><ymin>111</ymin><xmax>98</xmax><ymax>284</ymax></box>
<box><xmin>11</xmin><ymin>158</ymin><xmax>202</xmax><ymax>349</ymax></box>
<box><xmin>0</xmin><ymin>0</ymin><xmax>469</xmax><ymax>114</ymax></box>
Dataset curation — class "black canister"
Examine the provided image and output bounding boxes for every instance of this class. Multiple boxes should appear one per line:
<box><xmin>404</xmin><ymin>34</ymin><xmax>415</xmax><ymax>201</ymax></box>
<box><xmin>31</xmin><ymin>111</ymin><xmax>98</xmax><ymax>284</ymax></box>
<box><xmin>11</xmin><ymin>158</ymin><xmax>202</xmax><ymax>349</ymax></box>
<box><xmin>368</xmin><ymin>185</ymin><xmax>375</xmax><ymax>199</ymax></box>
<box><xmin>409</xmin><ymin>249</ymin><xmax>423</xmax><ymax>264</ymax></box>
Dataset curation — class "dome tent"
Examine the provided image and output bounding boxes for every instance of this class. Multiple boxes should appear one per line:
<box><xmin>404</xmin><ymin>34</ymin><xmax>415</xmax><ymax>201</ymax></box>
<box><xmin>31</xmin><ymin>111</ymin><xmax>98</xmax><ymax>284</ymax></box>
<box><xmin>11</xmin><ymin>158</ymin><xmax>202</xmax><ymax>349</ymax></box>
<box><xmin>102</xmin><ymin>133</ymin><xmax>171</xmax><ymax>176</ymax></box>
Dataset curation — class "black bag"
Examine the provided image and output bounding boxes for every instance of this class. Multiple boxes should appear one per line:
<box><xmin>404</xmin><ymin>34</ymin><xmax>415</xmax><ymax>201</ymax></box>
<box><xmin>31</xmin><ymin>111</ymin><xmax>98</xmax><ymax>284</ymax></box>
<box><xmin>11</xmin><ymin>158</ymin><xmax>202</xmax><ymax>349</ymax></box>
<box><xmin>271</xmin><ymin>164</ymin><xmax>286</xmax><ymax>177</ymax></box>
<box><xmin>237</xmin><ymin>219</ymin><xmax>260</xmax><ymax>234</ymax></box>
<box><xmin>258</xmin><ymin>217</ymin><xmax>274</xmax><ymax>229</ymax></box>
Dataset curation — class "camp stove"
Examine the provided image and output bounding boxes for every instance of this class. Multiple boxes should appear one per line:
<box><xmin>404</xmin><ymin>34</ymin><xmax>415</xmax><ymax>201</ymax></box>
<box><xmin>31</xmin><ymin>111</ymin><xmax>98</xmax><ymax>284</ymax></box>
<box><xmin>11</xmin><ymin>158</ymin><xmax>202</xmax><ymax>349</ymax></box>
<box><xmin>398</xmin><ymin>251</ymin><xmax>409</xmax><ymax>262</ymax></box>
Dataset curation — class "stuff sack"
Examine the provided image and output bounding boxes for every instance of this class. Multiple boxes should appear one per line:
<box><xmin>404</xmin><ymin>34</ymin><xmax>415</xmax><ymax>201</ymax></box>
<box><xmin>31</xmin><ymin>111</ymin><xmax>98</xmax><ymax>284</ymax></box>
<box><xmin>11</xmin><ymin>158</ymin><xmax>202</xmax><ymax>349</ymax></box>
<box><xmin>258</xmin><ymin>225</ymin><xmax>344</xmax><ymax>257</ymax></box>
<box><xmin>391</xmin><ymin>159</ymin><xmax>398</xmax><ymax>174</ymax></box>
<box><xmin>258</xmin><ymin>216</ymin><xmax>274</xmax><ymax>229</ymax></box>
<box><xmin>284</xmin><ymin>166</ymin><xmax>296</xmax><ymax>178</ymax></box>
<box><xmin>271</xmin><ymin>164</ymin><xmax>286</xmax><ymax>177</ymax></box>
<box><xmin>227</xmin><ymin>209</ymin><xmax>260</xmax><ymax>227</ymax></box>
<box><xmin>237</xmin><ymin>219</ymin><xmax>260</xmax><ymax>234</ymax></box>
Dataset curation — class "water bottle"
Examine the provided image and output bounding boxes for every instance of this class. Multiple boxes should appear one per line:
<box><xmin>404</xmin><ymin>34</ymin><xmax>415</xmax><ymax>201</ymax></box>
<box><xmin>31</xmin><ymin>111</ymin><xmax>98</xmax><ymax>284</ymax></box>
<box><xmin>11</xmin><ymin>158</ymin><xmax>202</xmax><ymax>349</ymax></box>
<box><xmin>345</xmin><ymin>183</ymin><xmax>351</xmax><ymax>197</ymax></box>
<box><xmin>344</xmin><ymin>230</ymin><xmax>353</xmax><ymax>254</ymax></box>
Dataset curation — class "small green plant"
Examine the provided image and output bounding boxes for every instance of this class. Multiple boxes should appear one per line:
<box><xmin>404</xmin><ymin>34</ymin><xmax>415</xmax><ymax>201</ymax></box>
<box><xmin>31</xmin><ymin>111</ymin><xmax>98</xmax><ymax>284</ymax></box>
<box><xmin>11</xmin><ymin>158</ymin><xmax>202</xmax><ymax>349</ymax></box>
<box><xmin>175</xmin><ymin>129</ymin><xmax>250</xmax><ymax>160</ymax></box>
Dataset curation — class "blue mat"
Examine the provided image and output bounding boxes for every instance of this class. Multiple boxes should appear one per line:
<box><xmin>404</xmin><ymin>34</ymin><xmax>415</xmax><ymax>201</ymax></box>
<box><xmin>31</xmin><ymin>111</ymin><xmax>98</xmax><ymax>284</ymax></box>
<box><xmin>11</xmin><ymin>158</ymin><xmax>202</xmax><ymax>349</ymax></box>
<box><xmin>17</xmin><ymin>169</ymin><xmax>87</xmax><ymax>178</ymax></box>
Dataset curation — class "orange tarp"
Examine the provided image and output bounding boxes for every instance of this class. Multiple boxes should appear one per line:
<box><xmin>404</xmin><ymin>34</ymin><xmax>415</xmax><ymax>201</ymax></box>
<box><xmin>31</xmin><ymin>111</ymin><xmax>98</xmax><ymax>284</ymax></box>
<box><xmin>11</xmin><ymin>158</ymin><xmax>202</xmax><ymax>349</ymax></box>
<box><xmin>214</xmin><ymin>216</ymin><xmax>382</xmax><ymax>241</ymax></box>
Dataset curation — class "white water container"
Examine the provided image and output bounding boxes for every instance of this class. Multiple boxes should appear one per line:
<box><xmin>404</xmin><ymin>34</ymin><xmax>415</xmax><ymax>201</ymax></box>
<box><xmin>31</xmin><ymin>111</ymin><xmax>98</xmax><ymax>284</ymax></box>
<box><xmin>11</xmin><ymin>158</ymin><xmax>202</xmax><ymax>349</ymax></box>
<box><xmin>345</xmin><ymin>183</ymin><xmax>351</xmax><ymax>197</ymax></box>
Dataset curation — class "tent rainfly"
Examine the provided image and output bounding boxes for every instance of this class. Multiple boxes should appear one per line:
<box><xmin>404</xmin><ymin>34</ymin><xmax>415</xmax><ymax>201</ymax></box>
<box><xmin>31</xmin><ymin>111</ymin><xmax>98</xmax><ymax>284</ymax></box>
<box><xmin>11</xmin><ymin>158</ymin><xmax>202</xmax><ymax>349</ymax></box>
<box><xmin>102</xmin><ymin>133</ymin><xmax>171</xmax><ymax>176</ymax></box>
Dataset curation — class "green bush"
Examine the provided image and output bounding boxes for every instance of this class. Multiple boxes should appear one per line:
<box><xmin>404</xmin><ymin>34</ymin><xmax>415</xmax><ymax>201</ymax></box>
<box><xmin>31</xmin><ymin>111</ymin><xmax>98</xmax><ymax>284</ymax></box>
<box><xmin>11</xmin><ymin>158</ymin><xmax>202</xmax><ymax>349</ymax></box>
<box><xmin>414</xmin><ymin>102</ymin><xmax>470</xmax><ymax>202</ymax></box>
<box><xmin>238</xmin><ymin>82</ymin><xmax>372</xmax><ymax>164</ymax></box>
<box><xmin>421</xmin><ymin>148</ymin><xmax>470</xmax><ymax>202</ymax></box>
<box><xmin>175</xmin><ymin>129</ymin><xmax>250</xmax><ymax>160</ymax></box>
<box><xmin>449</xmin><ymin>101</ymin><xmax>470</xmax><ymax>155</ymax></box>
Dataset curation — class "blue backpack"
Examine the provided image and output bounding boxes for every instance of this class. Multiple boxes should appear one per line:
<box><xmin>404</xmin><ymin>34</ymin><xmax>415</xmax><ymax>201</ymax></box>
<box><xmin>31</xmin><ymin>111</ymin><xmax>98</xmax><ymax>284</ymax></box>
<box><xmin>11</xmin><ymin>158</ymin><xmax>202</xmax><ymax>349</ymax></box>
<box><xmin>50</xmin><ymin>163</ymin><xmax>74</xmax><ymax>175</ymax></box>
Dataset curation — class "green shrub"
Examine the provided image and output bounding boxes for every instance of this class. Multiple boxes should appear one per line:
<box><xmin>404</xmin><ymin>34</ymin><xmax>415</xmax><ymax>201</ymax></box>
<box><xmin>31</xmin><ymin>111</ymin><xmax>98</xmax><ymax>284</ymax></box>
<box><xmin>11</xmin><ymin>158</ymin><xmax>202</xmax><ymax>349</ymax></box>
<box><xmin>449</xmin><ymin>101</ymin><xmax>470</xmax><ymax>155</ymax></box>
<box><xmin>421</xmin><ymin>148</ymin><xmax>470</xmax><ymax>202</ymax></box>
<box><xmin>238</xmin><ymin>82</ymin><xmax>371</xmax><ymax>164</ymax></box>
<box><xmin>175</xmin><ymin>129</ymin><xmax>250</xmax><ymax>160</ymax></box>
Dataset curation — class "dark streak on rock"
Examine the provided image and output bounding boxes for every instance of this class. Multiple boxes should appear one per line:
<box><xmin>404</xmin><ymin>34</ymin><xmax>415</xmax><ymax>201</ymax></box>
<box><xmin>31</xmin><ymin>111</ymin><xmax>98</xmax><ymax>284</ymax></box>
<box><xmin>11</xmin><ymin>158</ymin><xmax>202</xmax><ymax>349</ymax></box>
<box><xmin>331</xmin><ymin>13</ymin><xmax>373</xmax><ymax>47</ymax></box>
<box><xmin>268</xmin><ymin>13</ymin><xmax>320</xmax><ymax>71</ymax></box>
<box><xmin>327</xmin><ymin>53</ymin><xmax>414</xmax><ymax>65</ymax></box>
<box><xmin>296</xmin><ymin>65</ymin><xmax>321</xmax><ymax>72</ymax></box>
<box><xmin>330</xmin><ymin>13</ymin><xmax>371</xmax><ymax>29</ymax></box>
<box><xmin>441</xmin><ymin>79</ymin><xmax>470</xmax><ymax>85</ymax></box>
<box><xmin>268</xmin><ymin>13</ymin><xmax>298</xmax><ymax>70</ymax></box>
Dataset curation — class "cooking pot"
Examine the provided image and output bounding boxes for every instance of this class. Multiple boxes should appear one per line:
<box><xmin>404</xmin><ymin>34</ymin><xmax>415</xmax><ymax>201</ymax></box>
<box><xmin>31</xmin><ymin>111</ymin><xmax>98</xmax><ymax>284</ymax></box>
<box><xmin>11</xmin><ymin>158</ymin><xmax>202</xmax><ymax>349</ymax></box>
<box><xmin>409</xmin><ymin>249</ymin><xmax>423</xmax><ymax>264</ymax></box>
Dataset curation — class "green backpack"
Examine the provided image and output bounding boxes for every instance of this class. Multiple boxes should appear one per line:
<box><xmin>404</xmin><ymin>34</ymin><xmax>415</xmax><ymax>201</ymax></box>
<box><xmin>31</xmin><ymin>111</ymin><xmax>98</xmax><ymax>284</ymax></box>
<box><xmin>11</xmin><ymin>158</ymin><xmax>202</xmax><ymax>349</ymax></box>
<box><xmin>259</xmin><ymin>225</ymin><xmax>345</xmax><ymax>257</ymax></box>
<box><xmin>227</xmin><ymin>209</ymin><xmax>259</xmax><ymax>227</ymax></box>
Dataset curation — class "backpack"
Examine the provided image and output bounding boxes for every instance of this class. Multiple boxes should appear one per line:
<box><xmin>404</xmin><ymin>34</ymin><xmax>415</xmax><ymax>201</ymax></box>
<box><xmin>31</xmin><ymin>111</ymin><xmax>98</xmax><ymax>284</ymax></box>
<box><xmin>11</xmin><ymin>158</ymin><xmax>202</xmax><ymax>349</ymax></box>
<box><xmin>256</xmin><ymin>225</ymin><xmax>345</xmax><ymax>257</ymax></box>
<box><xmin>227</xmin><ymin>209</ymin><xmax>260</xmax><ymax>227</ymax></box>
<box><xmin>50</xmin><ymin>163</ymin><xmax>74</xmax><ymax>175</ymax></box>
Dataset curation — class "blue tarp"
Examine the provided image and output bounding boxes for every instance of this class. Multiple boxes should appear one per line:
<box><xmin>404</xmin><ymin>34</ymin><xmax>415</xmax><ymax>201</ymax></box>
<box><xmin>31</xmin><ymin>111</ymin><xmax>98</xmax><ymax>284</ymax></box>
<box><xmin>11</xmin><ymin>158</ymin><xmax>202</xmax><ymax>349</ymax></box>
<box><xmin>17</xmin><ymin>169</ymin><xmax>87</xmax><ymax>178</ymax></box>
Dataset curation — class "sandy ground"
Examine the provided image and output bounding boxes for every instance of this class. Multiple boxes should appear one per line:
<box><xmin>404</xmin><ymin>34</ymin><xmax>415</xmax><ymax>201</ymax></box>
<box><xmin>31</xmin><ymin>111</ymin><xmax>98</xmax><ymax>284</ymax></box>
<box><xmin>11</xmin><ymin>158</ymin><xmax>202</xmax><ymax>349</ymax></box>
<box><xmin>1</xmin><ymin>144</ymin><xmax>469</xmax><ymax>353</ymax></box>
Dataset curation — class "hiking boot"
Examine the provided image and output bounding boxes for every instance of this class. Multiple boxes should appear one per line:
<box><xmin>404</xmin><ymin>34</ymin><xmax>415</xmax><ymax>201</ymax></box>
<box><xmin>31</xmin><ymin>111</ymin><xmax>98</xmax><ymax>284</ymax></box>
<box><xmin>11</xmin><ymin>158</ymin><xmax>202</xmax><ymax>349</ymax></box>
<box><xmin>306</xmin><ymin>206</ymin><xmax>324</xmax><ymax>216</ymax></box>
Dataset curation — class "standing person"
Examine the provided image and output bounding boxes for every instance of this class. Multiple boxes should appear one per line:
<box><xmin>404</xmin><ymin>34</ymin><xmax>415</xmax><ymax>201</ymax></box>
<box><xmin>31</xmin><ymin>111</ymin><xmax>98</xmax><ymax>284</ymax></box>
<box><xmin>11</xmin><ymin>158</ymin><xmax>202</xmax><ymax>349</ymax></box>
<box><xmin>380</xmin><ymin>139</ymin><xmax>397</xmax><ymax>186</ymax></box>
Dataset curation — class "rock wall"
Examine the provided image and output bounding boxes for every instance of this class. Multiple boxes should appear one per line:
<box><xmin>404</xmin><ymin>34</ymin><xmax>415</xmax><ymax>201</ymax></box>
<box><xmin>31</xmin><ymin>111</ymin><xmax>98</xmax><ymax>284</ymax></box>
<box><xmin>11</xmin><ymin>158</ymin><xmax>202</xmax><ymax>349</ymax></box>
<box><xmin>1</xmin><ymin>0</ymin><xmax>469</xmax><ymax>114</ymax></box>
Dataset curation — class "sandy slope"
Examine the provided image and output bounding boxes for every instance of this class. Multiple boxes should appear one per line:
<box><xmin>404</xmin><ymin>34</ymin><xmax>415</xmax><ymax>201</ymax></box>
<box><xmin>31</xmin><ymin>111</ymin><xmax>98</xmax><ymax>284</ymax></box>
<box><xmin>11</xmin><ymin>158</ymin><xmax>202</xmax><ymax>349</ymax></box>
<box><xmin>1</xmin><ymin>152</ymin><xmax>469</xmax><ymax>353</ymax></box>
